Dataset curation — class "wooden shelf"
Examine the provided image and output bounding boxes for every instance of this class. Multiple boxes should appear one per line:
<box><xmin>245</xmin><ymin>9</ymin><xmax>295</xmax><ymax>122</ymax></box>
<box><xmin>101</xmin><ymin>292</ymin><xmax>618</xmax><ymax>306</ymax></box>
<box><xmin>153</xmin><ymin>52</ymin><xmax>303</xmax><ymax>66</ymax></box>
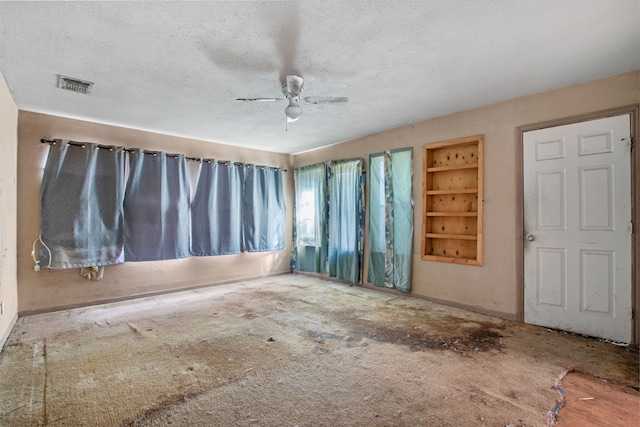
<box><xmin>426</xmin><ymin>212</ymin><xmax>478</xmax><ymax>217</ymax></box>
<box><xmin>422</xmin><ymin>135</ymin><xmax>484</xmax><ymax>265</ymax></box>
<box><xmin>426</xmin><ymin>189</ymin><xmax>478</xmax><ymax>195</ymax></box>
<box><xmin>425</xmin><ymin>233</ymin><xmax>477</xmax><ymax>240</ymax></box>
<box><xmin>426</xmin><ymin>163</ymin><xmax>479</xmax><ymax>173</ymax></box>
<box><xmin>421</xmin><ymin>255</ymin><xmax>481</xmax><ymax>266</ymax></box>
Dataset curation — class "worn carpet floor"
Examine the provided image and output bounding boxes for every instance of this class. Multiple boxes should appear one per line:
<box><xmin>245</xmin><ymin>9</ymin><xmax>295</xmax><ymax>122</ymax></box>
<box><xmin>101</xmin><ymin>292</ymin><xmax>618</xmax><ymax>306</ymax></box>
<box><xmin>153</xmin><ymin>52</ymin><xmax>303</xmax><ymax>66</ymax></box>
<box><xmin>0</xmin><ymin>274</ymin><xmax>638</xmax><ymax>426</ymax></box>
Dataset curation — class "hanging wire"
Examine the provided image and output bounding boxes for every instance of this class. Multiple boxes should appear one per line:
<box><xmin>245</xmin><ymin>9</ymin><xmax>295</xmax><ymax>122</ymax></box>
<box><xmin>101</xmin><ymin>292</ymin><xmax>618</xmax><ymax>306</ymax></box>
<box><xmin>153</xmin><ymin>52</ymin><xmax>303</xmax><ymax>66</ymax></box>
<box><xmin>31</xmin><ymin>235</ymin><xmax>52</xmax><ymax>271</ymax></box>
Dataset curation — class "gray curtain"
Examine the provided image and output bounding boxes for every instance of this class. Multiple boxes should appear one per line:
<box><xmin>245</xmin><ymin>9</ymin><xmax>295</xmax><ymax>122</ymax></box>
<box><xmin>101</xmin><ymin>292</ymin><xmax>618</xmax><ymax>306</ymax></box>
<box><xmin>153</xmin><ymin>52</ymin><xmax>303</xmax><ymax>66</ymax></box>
<box><xmin>191</xmin><ymin>161</ymin><xmax>244</xmax><ymax>255</ymax></box>
<box><xmin>123</xmin><ymin>150</ymin><xmax>191</xmax><ymax>261</ymax></box>
<box><xmin>328</xmin><ymin>158</ymin><xmax>364</xmax><ymax>283</ymax></box>
<box><xmin>293</xmin><ymin>163</ymin><xmax>328</xmax><ymax>273</ymax></box>
<box><xmin>368</xmin><ymin>149</ymin><xmax>413</xmax><ymax>292</ymax></box>
<box><xmin>39</xmin><ymin>140</ymin><xmax>125</xmax><ymax>268</ymax></box>
<box><xmin>243</xmin><ymin>165</ymin><xmax>286</xmax><ymax>252</ymax></box>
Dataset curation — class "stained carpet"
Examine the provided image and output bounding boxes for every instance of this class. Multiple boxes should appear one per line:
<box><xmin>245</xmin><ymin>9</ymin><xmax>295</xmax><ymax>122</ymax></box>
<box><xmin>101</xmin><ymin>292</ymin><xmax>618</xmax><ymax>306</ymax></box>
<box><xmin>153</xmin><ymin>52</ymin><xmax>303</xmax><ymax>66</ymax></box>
<box><xmin>0</xmin><ymin>274</ymin><xmax>637</xmax><ymax>426</ymax></box>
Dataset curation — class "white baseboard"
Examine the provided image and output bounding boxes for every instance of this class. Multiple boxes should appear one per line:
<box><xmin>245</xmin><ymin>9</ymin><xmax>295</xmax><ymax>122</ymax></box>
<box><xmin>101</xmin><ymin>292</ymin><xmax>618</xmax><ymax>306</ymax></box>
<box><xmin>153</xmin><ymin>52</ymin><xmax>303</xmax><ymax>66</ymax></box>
<box><xmin>0</xmin><ymin>312</ymin><xmax>18</xmax><ymax>353</ymax></box>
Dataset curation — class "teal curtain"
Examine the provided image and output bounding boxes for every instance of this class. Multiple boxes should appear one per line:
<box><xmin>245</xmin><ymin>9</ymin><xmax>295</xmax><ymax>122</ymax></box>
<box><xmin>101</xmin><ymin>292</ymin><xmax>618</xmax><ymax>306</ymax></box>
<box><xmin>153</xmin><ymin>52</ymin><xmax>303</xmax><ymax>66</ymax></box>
<box><xmin>293</xmin><ymin>163</ymin><xmax>328</xmax><ymax>273</ymax></box>
<box><xmin>328</xmin><ymin>158</ymin><xmax>364</xmax><ymax>283</ymax></box>
<box><xmin>368</xmin><ymin>154</ymin><xmax>386</xmax><ymax>285</ymax></box>
<box><xmin>368</xmin><ymin>148</ymin><xmax>413</xmax><ymax>292</ymax></box>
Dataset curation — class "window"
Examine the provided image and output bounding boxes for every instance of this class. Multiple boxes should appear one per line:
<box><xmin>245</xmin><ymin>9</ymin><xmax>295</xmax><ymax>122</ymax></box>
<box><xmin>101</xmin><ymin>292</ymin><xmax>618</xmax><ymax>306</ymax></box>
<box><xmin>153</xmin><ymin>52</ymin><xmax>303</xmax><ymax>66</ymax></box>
<box><xmin>293</xmin><ymin>159</ymin><xmax>365</xmax><ymax>283</ymax></box>
<box><xmin>293</xmin><ymin>164</ymin><xmax>327</xmax><ymax>273</ymax></box>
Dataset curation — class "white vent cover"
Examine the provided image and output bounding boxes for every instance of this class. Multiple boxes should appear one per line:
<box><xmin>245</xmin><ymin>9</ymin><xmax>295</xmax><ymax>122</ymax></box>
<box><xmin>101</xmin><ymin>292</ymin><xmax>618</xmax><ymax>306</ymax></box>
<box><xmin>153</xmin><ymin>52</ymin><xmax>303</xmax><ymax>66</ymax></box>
<box><xmin>57</xmin><ymin>75</ymin><xmax>94</xmax><ymax>94</ymax></box>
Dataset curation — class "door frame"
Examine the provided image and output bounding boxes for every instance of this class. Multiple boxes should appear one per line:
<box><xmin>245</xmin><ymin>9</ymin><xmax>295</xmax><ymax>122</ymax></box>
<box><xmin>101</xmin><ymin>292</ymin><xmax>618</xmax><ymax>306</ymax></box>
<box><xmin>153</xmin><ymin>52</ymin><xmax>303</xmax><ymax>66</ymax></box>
<box><xmin>516</xmin><ymin>104</ymin><xmax>639</xmax><ymax>343</ymax></box>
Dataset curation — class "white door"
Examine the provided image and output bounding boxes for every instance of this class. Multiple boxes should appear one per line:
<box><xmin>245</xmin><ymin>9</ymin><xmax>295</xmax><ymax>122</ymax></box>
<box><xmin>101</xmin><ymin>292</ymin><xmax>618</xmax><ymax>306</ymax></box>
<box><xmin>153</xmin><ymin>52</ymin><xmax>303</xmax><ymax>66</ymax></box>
<box><xmin>523</xmin><ymin>115</ymin><xmax>632</xmax><ymax>343</ymax></box>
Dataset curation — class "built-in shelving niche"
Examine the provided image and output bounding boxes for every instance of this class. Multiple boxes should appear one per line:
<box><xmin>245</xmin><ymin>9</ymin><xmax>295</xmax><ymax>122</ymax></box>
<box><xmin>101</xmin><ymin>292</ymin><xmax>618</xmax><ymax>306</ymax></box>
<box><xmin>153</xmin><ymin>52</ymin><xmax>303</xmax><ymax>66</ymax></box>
<box><xmin>421</xmin><ymin>135</ymin><xmax>484</xmax><ymax>265</ymax></box>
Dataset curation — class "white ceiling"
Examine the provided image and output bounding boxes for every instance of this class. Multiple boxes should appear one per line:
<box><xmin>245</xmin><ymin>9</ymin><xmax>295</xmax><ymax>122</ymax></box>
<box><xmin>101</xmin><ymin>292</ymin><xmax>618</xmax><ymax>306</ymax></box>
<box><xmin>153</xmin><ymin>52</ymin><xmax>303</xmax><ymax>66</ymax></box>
<box><xmin>1</xmin><ymin>1</ymin><xmax>638</xmax><ymax>154</ymax></box>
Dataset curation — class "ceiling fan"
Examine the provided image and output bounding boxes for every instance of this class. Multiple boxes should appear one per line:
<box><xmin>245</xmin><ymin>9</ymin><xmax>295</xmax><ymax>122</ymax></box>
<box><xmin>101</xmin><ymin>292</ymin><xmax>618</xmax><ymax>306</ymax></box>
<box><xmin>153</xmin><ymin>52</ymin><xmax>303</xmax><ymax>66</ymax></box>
<box><xmin>236</xmin><ymin>75</ymin><xmax>348</xmax><ymax>122</ymax></box>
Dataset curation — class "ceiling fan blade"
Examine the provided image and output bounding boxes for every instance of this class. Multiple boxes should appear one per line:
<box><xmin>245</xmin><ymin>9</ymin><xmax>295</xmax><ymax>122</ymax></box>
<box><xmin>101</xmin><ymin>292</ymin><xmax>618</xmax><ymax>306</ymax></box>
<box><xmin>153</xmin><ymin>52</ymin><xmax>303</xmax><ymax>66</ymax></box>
<box><xmin>235</xmin><ymin>98</ymin><xmax>284</xmax><ymax>102</ymax></box>
<box><xmin>303</xmin><ymin>96</ymin><xmax>349</xmax><ymax>105</ymax></box>
<box><xmin>286</xmin><ymin>75</ymin><xmax>304</xmax><ymax>95</ymax></box>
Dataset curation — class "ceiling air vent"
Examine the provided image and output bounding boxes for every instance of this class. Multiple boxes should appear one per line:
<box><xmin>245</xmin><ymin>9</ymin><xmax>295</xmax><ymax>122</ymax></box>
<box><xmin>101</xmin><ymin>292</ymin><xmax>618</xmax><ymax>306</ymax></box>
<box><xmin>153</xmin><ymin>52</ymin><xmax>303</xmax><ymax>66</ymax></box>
<box><xmin>57</xmin><ymin>75</ymin><xmax>94</xmax><ymax>94</ymax></box>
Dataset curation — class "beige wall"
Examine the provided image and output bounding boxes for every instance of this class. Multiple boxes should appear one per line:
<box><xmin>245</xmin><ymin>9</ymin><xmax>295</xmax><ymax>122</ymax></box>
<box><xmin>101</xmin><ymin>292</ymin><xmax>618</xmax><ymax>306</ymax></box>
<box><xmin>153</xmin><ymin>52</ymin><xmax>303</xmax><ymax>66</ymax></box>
<box><xmin>0</xmin><ymin>72</ymin><xmax>19</xmax><ymax>349</ymax></box>
<box><xmin>14</xmin><ymin>71</ymin><xmax>640</xmax><ymax>319</ymax></box>
<box><xmin>17</xmin><ymin>112</ymin><xmax>293</xmax><ymax>314</ymax></box>
<box><xmin>294</xmin><ymin>70</ymin><xmax>640</xmax><ymax>319</ymax></box>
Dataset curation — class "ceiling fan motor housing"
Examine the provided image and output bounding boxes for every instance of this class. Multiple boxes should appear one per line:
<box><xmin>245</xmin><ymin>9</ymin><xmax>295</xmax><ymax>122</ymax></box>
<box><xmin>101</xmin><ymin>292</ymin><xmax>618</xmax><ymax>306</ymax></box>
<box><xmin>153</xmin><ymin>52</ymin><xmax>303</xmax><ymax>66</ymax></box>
<box><xmin>283</xmin><ymin>75</ymin><xmax>304</xmax><ymax>98</ymax></box>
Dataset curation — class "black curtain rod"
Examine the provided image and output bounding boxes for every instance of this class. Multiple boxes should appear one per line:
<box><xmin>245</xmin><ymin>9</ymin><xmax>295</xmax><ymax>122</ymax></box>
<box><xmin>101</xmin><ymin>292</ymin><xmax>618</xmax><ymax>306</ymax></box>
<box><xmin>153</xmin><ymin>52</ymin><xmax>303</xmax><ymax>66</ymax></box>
<box><xmin>40</xmin><ymin>138</ymin><xmax>287</xmax><ymax>171</ymax></box>
<box><xmin>41</xmin><ymin>138</ymin><xmax>116</xmax><ymax>150</ymax></box>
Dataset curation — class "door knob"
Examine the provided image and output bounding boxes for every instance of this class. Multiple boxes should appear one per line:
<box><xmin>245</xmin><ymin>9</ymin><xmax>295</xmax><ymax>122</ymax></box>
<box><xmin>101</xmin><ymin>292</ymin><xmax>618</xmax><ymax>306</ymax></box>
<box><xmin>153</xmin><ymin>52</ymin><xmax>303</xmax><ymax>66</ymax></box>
<box><xmin>526</xmin><ymin>234</ymin><xmax>535</xmax><ymax>242</ymax></box>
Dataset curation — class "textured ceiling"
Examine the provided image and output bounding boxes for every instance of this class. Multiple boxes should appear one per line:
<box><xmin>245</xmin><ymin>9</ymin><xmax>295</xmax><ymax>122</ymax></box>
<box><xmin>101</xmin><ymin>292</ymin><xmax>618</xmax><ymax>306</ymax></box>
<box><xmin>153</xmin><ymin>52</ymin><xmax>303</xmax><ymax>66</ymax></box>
<box><xmin>1</xmin><ymin>1</ymin><xmax>638</xmax><ymax>154</ymax></box>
